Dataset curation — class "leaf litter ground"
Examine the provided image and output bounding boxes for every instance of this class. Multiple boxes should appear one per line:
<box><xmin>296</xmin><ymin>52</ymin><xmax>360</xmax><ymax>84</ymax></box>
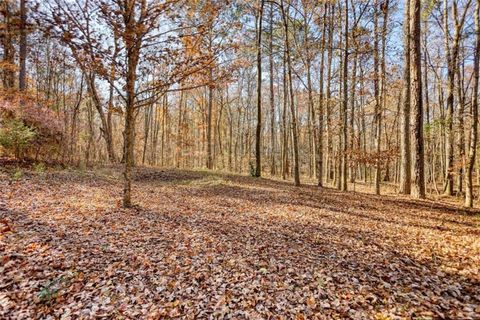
<box><xmin>0</xmin><ymin>166</ymin><xmax>479</xmax><ymax>319</ymax></box>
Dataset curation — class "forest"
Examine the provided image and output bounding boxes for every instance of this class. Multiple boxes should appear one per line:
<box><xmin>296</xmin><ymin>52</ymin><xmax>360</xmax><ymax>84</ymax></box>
<box><xmin>0</xmin><ymin>0</ymin><xmax>479</xmax><ymax>319</ymax></box>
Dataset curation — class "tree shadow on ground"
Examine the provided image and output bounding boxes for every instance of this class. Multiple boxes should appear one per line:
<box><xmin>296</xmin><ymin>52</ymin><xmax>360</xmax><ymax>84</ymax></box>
<box><xmin>133</xmin><ymin>167</ymin><xmax>209</xmax><ymax>184</ymax></box>
<box><xmin>184</xmin><ymin>181</ymin><xmax>479</xmax><ymax>233</ymax></box>
<box><xmin>213</xmin><ymin>171</ymin><xmax>480</xmax><ymax>226</ymax></box>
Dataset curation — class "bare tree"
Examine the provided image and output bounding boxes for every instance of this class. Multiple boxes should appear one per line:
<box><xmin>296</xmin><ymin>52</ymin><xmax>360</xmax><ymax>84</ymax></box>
<box><xmin>340</xmin><ymin>0</ymin><xmax>349</xmax><ymax>191</ymax></box>
<box><xmin>373</xmin><ymin>0</ymin><xmax>381</xmax><ymax>195</ymax></box>
<box><xmin>268</xmin><ymin>2</ymin><xmax>276</xmax><ymax>176</ymax></box>
<box><xmin>444</xmin><ymin>0</ymin><xmax>472</xmax><ymax>195</ymax></box>
<box><xmin>255</xmin><ymin>0</ymin><xmax>265</xmax><ymax>177</ymax></box>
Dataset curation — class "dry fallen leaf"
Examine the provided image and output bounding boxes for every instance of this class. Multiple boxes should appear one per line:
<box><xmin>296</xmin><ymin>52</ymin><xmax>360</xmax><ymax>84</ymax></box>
<box><xmin>0</xmin><ymin>167</ymin><xmax>479</xmax><ymax>319</ymax></box>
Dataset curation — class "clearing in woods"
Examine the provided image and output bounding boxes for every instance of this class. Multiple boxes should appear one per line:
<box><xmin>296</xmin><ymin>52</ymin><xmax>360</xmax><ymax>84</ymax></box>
<box><xmin>0</xmin><ymin>165</ymin><xmax>479</xmax><ymax>319</ymax></box>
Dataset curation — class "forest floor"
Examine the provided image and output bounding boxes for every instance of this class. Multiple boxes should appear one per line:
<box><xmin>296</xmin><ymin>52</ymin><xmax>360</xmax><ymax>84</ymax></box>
<box><xmin>1</xmin><ymin>162</ymin><xmax>480</xmax><ymax>319</ymax></box>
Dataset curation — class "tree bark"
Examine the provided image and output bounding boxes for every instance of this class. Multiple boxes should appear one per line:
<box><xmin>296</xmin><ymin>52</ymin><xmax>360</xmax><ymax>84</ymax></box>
<box><xmin>465</xmin><ymin>0</ymin><xmax>479</xmax><ymax>207</ymax></box>
<box><xmin>255</xmin><ymin>0</ymin><xmax>265</xmax><ymax>177</ymax></box>
<box><xmin>206</xmin><ymin>69</ymin><xmax>214</xmax><ymax>169</ymax></box>
<box><xmin>373</xmin><ymin>0</ymin><xmax>381</xmax><ymax>195</ymax></box>
<box><xmin>325</xmin><ymin>4</ymin><xmax>335</xmax><ymax>183</ymax></box>
<box><xmin>19</xmin><ymin>0</ymin><xmax>27</xmax><ymax>91</ymax></box>
<box><xmin>341</xmin><ymin>0</ymin><xmax>349</xmax><ymax>191</ymax></box>
<box><xmin>122</xmin><ymin>0</ymin><xmax>144</xmax><ymax>208</ymax></box>
<box><xmin>411</xmin><ymin>0</ymin><xmax>426</xmax><ymax>199</ymax></box>
<box><xmin>1</xmin><ymin>0</ymin><xmax>15</xmax><ymax>89</ymax></box>
<box><xmin>269</xmin><ymin>2</ymin><xmax>276</xmax><ymax>176</ymax></box>
<box><xmin>317</xmin><ymin>3</ymin><xmax>328</xmax><ymax>187</ymax></box>
<box><xmin>280</xmin><ymin>0</ymin><xmax>300</xmax><ymax>186</ymax></box>
<box><xmin>281</xmin><ymin>47</ymin><xmax>289</xmax><ymax>180</ymax></box>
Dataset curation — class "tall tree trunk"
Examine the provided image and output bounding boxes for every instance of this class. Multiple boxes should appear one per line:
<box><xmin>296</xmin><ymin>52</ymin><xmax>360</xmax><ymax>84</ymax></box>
<box><xmin>444</xmin><ymin>0</ymin><xmax>455</xmax><ymax>195</ymax></box>
<box><xmin>443</xmin><ymin>0</ymin><xmax>471</xmax><ymax>195</ymax></box>
<box><xmin>411</xmin><ymin>0</ymin><xmax>426</xmax><ymax>199</ymax></box>
<box><xmin>423</xmin><ymin>19</ymin><xmax>432</xmax><ymax>187</ymax></box>
<box><xmin>317</xmin><ymin>3</ymin><xmax>327</xmax><ymax>187</ymax></box>
<box><xmin>282</xmin><ymin>48</ymin><xmax>289</xmax><ymax>180</ymax></box>
<box><xmin>457</xmin><ymin>61</ymin><xmax>465</xmax><ymax>193</ymax></box>
<box><xmin>380</xmin><ymin>0</ymin><xmax>390</xmax><ymax>182</ymax></box>
<box><xmin>255</xmin><ymin>0</ymin><xmax>264</xmax><ymax>177</ymax></box>
<box><xmin>465</xmin><ymin>0</ymin><xmax>479</xmax><ymax>207</ymax></box>
<box><xmin>349</xmin><ymin>46</ymin><xmax>357</xmax><ymax>184</ymax></box>
<box><xmin>123</xmin><ymin>64</ymin><xmax>138</xmax><ymax>207</ymax></box>
<box><xmin>143</xmin><ymin>104</ymin><xmax>151</xmax><ymax>165</ymax></box>
<box><xmin>19</xmin><ymin>0</ymin><xmax>27</xmax><ymax>91</ymax></box>
<box><xmin>326</xmin><ymin>4</ymin><xmax>334</xmax><ymax>183</ymax></box>
<box><xmin>373</xmin><ymin>0</ymin><xmax>381</xmax><ymax>195</ymax></box>
<box><xmin>341</xmin><ymin>0</ymin><xmax>349</xmax><ymax>191</ymax></box>
<box><xmin>303</xmin><ymin>13</ymin><xmax>317</xmax><ymax>180</ymax></box>
<box><xmin>175</xmin><ymin>90</ymin><xmax>184</xmax><ymax>167</ymax></box>
<box><xmin>206</xmin><ymin>69</ymin><xmax>214</xmax><ymax>169</ymax></box>
<box><xmin>269</xmin><ymin>2</ymin><xmax>276</xmax><ymax>176</ymax></box>
<box><xmin>281</xmin><ymin>0</ymin><xmax>300</xmax><ymax>186</ymax></box>
<box><xmin>1</xmin><ymin>0</ymin><xmax>15</xmax><ymax>89</ymax></box>
<box><xmin>122</xmin><ymin>1</ymin><xmax>144</xmax><ymax>208</ymax></box>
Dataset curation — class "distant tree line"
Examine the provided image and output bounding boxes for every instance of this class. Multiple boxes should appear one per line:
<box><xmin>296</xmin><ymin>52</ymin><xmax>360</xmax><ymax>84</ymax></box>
<box><xmin>0</xmin><ymin>0</ymin><xmax>479</xmax><ymax>208</ymax></box>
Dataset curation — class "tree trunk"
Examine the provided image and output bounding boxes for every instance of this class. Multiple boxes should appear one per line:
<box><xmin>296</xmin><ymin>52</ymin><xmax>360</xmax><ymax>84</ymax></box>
<box><xmin>1</xmin><ymin>1</ymin><xmax>15</xmax><ymax>89</ymax></box>
<box><xmin>411</xmin><ymin>0</ymin><xmax>426</xmax><ymax>199</ymax></box>
<box><xmin>86</xmin><ymin>73</ymin><xmax>117</xmax><ymax>163</ymax></box>
<box><xmin>255</xmin><ymin>0</ymin><xmax>264</xmax><ymax>177</ymax></box>
<box><xmin>373</xmin><ymin>0</ymin><xmax>381</xmax><ymax>195</ymax></box>
<box><xmin>281</xmin><ymin>0</ymin><xmax>300</xmax><ymax>186</ymax></box>
<box><xmin>457</xmin><ymin>61</ymin><xmax>465</xmax><ymax>193</ymax></box>
<box><xmin>380</xmin><ymin>0</ymin><xmax>390</xmax><ymax>182</ymax></box>
<box><xmin>19</xmin><ymin>0</ymin><xmax>27</xmax><ymax>91</ymax></box>
<box><xmin>341</xmin><ymin>0</ymin><xmax>349</xmax><ymax>191</ymax></box>
<box><xmin>206</xmin><ymin>70</ymin><xmax>214</xmax><ymax>169</ymax></box>
<box><xmin>317</xmin><ymin>3</ymin><xmax>327</xmax><ymax>187</ymax></box>
<box><xmin>175</xmin><ymin>90</ymin><xmax>184</xmax><ymax>167</ymax></box>
<box><xmin>325</xmin><ymin>3</ymin><xmax>334</xmax><ymax>183</ymax></box>
<box><xmin>349</xmin><ymin>45</ymin><xmax>357</xmax><ymax>184</ymax></box>
<box><xmin>465</xmin><ymin>0</ymin><xmax>479</xmax><ymax>207</ymax></box>
<box><xmin>122</xmin><ymin>2</ymin><xmax>143</xmax><ymax>208</ymax></box>
<box><xmin>269</xmin><ymin>3</ymin><xmax>276</xmax><ymax>176</ymax></box>
<box><xmin>282</xmin><ymin>48</ymin><xmax>289</xmax><ymax>180</ymax></box>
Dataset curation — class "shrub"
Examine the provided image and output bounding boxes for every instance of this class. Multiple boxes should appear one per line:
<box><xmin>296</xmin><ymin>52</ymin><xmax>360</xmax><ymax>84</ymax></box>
<box><xmin>37</xmin><ymin>277</ymin><xmax>64</xmax><ymax>304</ymax></box>
<box><xmin>12</xmin><ymin>168</ymin><xmax>23</xmax><ymax>180</ymax></box>
<box><xmin>0</xmin><ymin>119</ymin><xmax>36</xmax><ymax>158</ymax></box>
<box><xmin>0</xmin><ymin>95</ymin><xmax>63</xmax><ymax>161</ymax></box>
<box><xmin>33</xmin><ymin>162</ymin><xmax>46</xmax><ymax>174</ymax></box>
